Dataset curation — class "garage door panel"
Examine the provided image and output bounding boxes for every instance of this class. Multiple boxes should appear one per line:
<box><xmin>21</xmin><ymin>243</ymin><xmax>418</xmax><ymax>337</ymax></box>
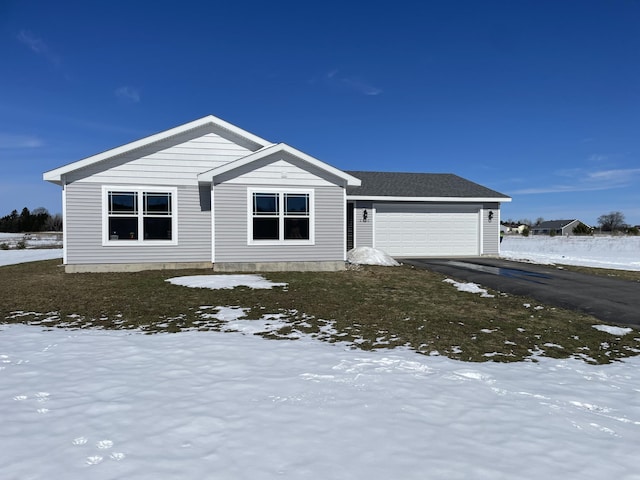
<box><xmin>374</xmin><ymin>204</ymin><xmax>479</xmax><ymax>257</ymax></box>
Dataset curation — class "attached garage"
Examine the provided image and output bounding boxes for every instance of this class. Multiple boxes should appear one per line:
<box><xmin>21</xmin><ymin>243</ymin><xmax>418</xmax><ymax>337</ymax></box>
<box><xmin>374</xmin><ymin>203</ymin><xmax>480</xmax><ymax>257</ymax></box>
<box><xmin>346</xmin><ymin>171</ymin><xmax>511</xmax><ymax>258</ymax></box>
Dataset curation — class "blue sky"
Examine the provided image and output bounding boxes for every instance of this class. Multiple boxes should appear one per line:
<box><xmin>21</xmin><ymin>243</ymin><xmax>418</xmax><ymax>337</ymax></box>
<box><xmin>1</xmin><ymin>0</ymin><xmax>639</xmax><ymax>226</ymax></box>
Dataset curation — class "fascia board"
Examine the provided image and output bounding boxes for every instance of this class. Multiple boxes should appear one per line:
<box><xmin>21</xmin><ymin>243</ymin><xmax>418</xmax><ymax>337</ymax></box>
<box><xmin>347</xmin><ymin>195</ymin><xmax>512</xmax><ymax>202</ymax></box>
<box><xmin>198</xmin><ymin>143</ymin><xmax>362</xmax><ymax>186</ymax></box>
<box><xmin>43</xmin><ymin>114</ymin><xmax>271</xmax><ymax>184</ymax></box>
<box><xmin>280</xmin><ymin>144</ymin><xmax>361</xmax><ymax>186</ymax></box>
<box><xmin>197</xmin><ymin>144</ymin><xmax>280</xmax><ymax>181</ymax></box>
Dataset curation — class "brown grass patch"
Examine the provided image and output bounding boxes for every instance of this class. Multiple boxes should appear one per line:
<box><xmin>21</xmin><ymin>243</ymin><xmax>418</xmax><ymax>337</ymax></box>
<box><xmin>1</xmin><ymin>259</ymin><xmax>638</xmax><ymax>364</ymax></box>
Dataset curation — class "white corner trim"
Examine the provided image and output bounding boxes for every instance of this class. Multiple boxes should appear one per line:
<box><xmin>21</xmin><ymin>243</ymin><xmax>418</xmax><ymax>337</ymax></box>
<box><xmin>210</xmin><ymin>184</ymin><xmax>216</xmax><ymax>262</ymax></box>
<box><xmin>343</xmin><ymin>190</ymin><xmax>347</xmax><ymax>260</ymax></box>
<box><xmin>479</xmin><ymin>207</ymin><xmax>484</xmax><ymax>255</ymax></box>
<box><xmin>62</xmin><ymin>185</ymin><xmax>67</xmax><ymax>265</ymax></box>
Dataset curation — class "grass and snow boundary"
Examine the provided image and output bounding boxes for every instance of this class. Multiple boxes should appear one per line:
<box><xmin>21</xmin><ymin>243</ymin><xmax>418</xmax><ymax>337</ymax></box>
<box><xmin>2</xmin><ymin>237</ymin><xmax>640</xmax><ymax>478</ymax></box>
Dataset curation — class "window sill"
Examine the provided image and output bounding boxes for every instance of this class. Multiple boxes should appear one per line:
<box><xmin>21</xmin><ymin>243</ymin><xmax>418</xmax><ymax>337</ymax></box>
<box><xmin>103</xmin><ymin>239</ymin><xmax>178</xmax><ymax>247</ymax></box>
<box><xmin>248</xmin><ymin>240</ymin><xmax>315</xmax><ymax>247</ymax></box>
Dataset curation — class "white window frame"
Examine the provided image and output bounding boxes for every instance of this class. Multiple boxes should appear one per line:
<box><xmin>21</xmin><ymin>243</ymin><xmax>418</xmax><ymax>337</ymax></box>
<box><xmin>247</xmin><ymin>188</ymin><xmax>315</xmax><ymax>246</ymax></box>
<box><xmin>102</xmin><ymin>186</ymin><xmax>178</xmax><ymax>246</ymax></box>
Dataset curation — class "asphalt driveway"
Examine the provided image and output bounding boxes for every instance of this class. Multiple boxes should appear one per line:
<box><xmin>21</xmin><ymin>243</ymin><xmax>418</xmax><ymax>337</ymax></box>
<box><xmin>403</xmin><ymin>258</ymin><xmax>640</xmax><ymax>329</ymax></box>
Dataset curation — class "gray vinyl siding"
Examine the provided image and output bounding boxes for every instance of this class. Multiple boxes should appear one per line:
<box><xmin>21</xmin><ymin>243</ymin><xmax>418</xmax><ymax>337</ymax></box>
<box><xmin>64</xmin><ymin>127</ymin><xmax>255</xmax><ymax>185</ymax></box>
<box><xmin>214</xmin><ymin>184</ymin><xmax>344</xmax><ymax>263</ymax></box>
<box><xmin>482</xmin><ymin>203</ymin><xmax>500</xmax><ymax>255</ymax></box>
<box><xmin>218</xmin><ymin>152</ymin><xmax>339</xmax><ymax>187</ymax></box>
<box><xmin>354</xmin><ymin>201</ymin><xmax>374</xmax><ymax>248</ymax></box>
<box><xmin>65</xmin><ymin>182</ymin><xmax>211</xmax><ymax>265</ymax></box>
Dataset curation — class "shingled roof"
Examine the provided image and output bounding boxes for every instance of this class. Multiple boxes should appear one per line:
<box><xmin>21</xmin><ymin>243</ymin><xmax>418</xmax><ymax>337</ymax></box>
<box><xmin>345</xmin><ymin>171</ymin><xmax>510</xmax><ymax>199</ymax></box>
<box><xmin>533</xmin><ymin>220</ymin><xmax>578</xmax><ymax>229</ymax></box>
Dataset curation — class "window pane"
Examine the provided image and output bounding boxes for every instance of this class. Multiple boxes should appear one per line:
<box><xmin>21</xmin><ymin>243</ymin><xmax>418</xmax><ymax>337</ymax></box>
<box><xmin>109</xmin><ymin>217</ymin><xmax>138</xmax><ymax>240</ymax></box>
<box><xmin>254</xmin><ymin>193</ymin><xmax>278</xmax><ymax>215</ymax></box>
<box><xmin>285</xmin><ymin>194</ymin><xmax>308</xmax><ymax>214</ymax></box>
<box><xmin>284</xmin><ymin>218</ymin><xmax>309</xmax><ymax>240</ymax></box>
<box><xmin>144</xmin><ymin>192</ymin><xmax>171</xmax><ymax>215</ymax></box>
<box><xmin>110</xmin><ymin>192</ymin><xmax>137</xmax><ymax>213</ymax></box>
<box><xmin>253</xmin><ymin>218</ymin><xmax>279</xmax><ymax>240</ymax></box>
<box><xmin>144</xmin><ymin>217</ymin><xmax>172</xmax><ymax>240</ymax></box>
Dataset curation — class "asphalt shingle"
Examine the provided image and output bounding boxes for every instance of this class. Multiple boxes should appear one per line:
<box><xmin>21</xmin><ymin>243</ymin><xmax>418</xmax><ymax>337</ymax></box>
<box><xmin>345</xmin><ymin>171</ymin><xmax>510</xmax><ymax>198</ymax></box>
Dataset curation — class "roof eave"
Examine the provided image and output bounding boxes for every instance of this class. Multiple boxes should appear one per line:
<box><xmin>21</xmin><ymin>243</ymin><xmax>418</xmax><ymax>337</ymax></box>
<box><xmin>347</xmin><ymin>195</ymin><xmax>512</xmax><ymax>202</ymax></box>
<box><xmin>43</xmin><ymin>171</ymin><xmax>63</xmax><ymax>185</ymax></box>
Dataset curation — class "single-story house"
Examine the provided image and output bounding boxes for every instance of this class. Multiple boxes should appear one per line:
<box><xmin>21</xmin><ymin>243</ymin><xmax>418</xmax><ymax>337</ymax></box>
<box><xmin>43</xmin><ymin>115</ymin><xmax>511</xmax><ymax>273</ymax></box>
<box><xmin>531</xmin><ymin>219</ymin><xmax>587</xmax><ymax>236</ymax></box>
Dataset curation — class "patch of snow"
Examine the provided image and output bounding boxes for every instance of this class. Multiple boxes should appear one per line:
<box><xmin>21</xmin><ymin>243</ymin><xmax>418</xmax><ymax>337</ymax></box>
<box><xmin>347</xmin><ymin>246</ymin><xmax>399</xmax><ymax>266</ymax></box>
<box><xmin>443</xmin><ymin>278</ymin><xmax>495</xmax><ymax>298</ymax></box>
<box><xmin>166</xmin><ymin>274</ymin><xmax>287</xmax><ymax>290</ymax></box>
<box><xmin>593</xmin><ymin>325</ymin><xmax>634</xmax><ymax>336</ymax></box>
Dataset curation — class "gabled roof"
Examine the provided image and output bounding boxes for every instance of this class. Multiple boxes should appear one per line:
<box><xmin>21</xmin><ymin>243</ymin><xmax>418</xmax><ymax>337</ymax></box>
<box><xmin>43</xmin><ymin>115</ymin><xmax>271</xmax><ymax>185</ymax></box>
<box><xmin>198</xmin><ymin>143</ymin><xmax>361</xmax><ymax>187</ymax></box>
<box><xmin>345</xmin><ymin>171</ymin><xmax>511</xmax><ymax>202</ymax></box>
<box><xmin>533</xmin><ymin>219</ymin><xmax>581</xmax><ymax>229</ymax></box>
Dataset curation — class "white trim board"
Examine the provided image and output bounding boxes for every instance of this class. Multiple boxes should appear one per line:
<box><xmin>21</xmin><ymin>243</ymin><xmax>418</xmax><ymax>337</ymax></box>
<box><xmin>348</xmin><ymin>195</ymin><xmax>512</xmax><ymax>203</ymax></box>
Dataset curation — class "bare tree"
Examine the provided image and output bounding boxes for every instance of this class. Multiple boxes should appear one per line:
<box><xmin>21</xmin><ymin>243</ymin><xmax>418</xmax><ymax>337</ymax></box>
<box><xmin>45</xmin><ymin>213</ymin><xmax>63</xmax><ymax>231</ymax></box>
<box><xmin>32</xmin><ymin>207</ymin><xmax>49</xmax><ymax>216</ymax></box>
<box><xmin>597</xmin><ymin>211</ymin><xmax>625</xmax><ymax>232</ymax></box>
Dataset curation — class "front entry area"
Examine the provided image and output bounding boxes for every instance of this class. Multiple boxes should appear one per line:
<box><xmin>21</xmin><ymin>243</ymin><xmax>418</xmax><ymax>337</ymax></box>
<box><xmin>374</xmin><ymin>203</ymin><xmax>480</xmax><ymax>257</ymax></box>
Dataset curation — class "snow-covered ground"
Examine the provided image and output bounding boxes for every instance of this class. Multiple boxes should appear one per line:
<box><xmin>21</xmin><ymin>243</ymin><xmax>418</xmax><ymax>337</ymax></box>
<box><xmin>501</xmin><ymin>235</ymin><xmax>640</xmax><ymax>271</ymax></box>
<box><xmin>0</xmin><ymin>232</ymin><xmax>62</xmax><ymax>266</ymax></box>
<box><xmin>0</xmin><ymin>232</ymin><xmax>63</xmax><ymax>249</ymax></box>
<box><xmin>2</xmin><ymin>320</ymin><xmax>639</xmax><ymax>479</ymax></box>
<box><xmin>0</xmin><ymin>248</ymin><xmax>62</xmax><ymax>267</ymax></box>
<box><xmin>1</xmin><ymin>239</ymin><xmax>640</xmax><ymax>479</ymax></box>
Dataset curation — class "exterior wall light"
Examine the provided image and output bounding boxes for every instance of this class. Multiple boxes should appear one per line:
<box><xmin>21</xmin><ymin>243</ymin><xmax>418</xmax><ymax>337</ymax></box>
<box><xmin>363</xmin><ymin>209</ymin><xmax>368</xmax><ymax>222</ymax></box>
<box><xmin>488</xmin><ymin>210</ymin><xmax>494</xmax><ymax>221</ymax></box>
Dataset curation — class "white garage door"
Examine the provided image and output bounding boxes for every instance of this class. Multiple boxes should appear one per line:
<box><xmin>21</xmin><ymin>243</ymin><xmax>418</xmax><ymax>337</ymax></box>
<box><xmin>374</xmin><ymin>204</ymin><xmax>480</xmax><ymax>257</ymax></box>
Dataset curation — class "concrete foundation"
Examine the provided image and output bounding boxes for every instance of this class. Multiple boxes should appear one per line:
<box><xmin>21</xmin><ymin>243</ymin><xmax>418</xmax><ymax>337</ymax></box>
<box><xmin>64</xmin><ymin>260</ymin><xmax>346</xmax><ymax>273</ymax></box>
<box><xmin>213</xmin><ymin>261</ymin><xmax>346</xmax><ymax>272</ymax></box>
<box><xmin>65</xmin><ymin>262</ymin><xmax>213</xmax><ymax>273</ymax></box>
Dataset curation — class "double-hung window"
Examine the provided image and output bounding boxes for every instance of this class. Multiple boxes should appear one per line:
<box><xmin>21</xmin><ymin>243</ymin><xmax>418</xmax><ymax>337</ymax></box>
<box><xmin>249</xmin><ymin>190</ymin><xmax>313</xmax><ymax>244</ymax></box>
<box><xmin>103</xmin><ymin>187</ymin><xmax>177</xmax><ymax>245</ymax></box>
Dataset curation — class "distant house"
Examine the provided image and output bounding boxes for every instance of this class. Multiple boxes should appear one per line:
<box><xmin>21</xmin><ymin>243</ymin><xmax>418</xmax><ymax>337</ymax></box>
<box><xmin>531</xmin><ymin>219</ymin><xmax>587</xmax><ymax>236</ymax></box>
<box><xmin>43</xmin><ymin>115</ymin><xmax>511</xmax><ymax>272</ymax></box>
